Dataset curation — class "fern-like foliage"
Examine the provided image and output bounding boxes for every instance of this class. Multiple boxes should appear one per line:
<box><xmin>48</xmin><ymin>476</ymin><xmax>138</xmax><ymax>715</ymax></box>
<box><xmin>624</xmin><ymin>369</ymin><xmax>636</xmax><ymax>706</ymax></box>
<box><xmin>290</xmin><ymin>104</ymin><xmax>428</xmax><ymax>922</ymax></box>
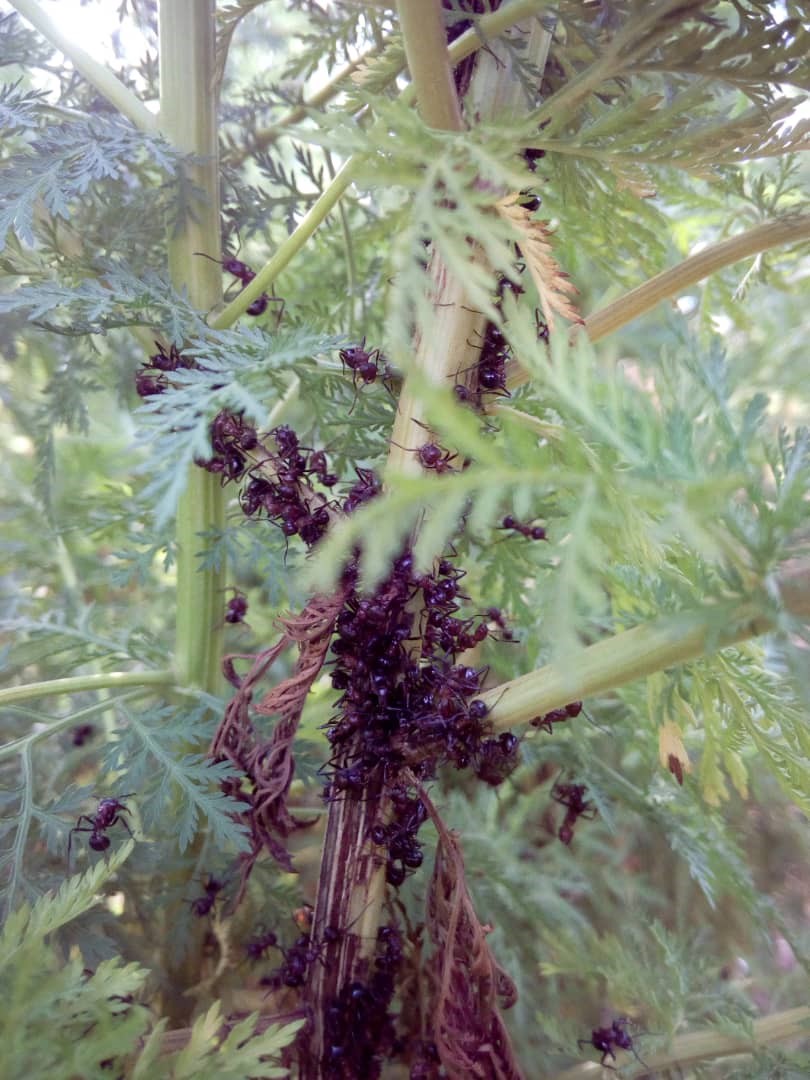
<box><xmin>0</xmin><ymin>111</ymin><xmax>182</xmax><ymax>247</ymax></box>
<box><xmin>103</xmin><ymin>703</ymin><xmax>250</xmax><ymax>853</ymax></box>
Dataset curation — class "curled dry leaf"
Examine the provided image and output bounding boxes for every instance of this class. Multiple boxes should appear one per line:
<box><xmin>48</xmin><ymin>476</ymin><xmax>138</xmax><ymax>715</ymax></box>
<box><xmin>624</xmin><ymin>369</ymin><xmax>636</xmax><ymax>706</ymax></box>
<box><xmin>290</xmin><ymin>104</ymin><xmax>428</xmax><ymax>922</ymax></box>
<box><xmin>210</xmin><ymin>588</ymin><xmax>348</xmax><ymax>904</ymax></box>
<box><xmin>495</xmin><ymin>194</ymin><xmax>583</xmax><ymax>331</ymax></box>
<box><xmin>417</xmin><ymin>782</ymin><xmax>523</xmax><ymax>1080</ymax></box>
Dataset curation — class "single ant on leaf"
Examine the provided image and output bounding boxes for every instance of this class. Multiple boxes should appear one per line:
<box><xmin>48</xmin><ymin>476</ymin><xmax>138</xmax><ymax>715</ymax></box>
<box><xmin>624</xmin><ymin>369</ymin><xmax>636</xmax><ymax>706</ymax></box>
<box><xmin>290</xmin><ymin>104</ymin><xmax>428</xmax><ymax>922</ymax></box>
<box><xmin>501</xmin><ymin>515</ymin><xmax>547</xmax><ymax>540</ymax></box>
<box><xmin>578</xmin><ymin>1017</ymin><xmax>648</xmax><ymax>1070</ymax></box>
<box><xmin>68</xmin><ymin>794</ymin><xmax>135</xmax><ymax>864</ymax></box>
<box><xmin>552</xmin><ymin>780</ymin><xmax>597</xmax><ymax>845</ymax></box>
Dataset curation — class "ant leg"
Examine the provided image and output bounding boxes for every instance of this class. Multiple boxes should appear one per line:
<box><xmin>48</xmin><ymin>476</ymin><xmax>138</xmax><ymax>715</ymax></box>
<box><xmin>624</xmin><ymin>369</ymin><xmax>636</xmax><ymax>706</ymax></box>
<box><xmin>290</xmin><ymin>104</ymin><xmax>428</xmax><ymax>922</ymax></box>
<box><xmin>113</xmin><ymin>814</ymin><xmax>135</xmax><ymax>839</ymax></box>
<box><xmin>67</xmin><ymin>826</ymin><xmax>93</xmax><ymax>865</ymax></box>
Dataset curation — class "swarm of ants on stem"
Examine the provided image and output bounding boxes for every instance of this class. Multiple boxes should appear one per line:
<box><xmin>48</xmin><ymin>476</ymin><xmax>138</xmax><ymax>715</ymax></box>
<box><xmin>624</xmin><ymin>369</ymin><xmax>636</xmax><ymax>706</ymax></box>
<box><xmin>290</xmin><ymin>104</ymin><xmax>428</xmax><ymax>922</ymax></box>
<box><xmin>188</xmin><ymin>410</ymin><xmax>594</xmax><ymax>1076</ymax></box>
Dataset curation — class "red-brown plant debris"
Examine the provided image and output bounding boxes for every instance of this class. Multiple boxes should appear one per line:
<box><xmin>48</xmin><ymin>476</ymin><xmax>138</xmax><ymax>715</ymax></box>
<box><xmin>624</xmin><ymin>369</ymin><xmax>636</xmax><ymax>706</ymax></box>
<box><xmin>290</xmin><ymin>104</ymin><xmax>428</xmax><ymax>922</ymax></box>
<box><xmin>417</xmin><ymin>782</ymin><xmax>523</xmax><ymax>1079</ymax></box>
<box><xmin>210</xmin><ymin>589</ymin><xmax>347</xmax><ymax>902</ymax></box>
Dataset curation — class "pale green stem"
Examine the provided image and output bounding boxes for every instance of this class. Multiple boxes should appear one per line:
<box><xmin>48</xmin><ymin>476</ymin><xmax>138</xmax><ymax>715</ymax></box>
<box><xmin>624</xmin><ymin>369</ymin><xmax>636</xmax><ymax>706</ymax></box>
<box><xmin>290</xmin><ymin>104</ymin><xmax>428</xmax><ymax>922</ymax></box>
<box><xmin>158</xmin><ymin>0</ymin><xmax>225</xmax><ymax>1022</ymax></box>
<box><xmin>584</xmin><ymin>212</ymin><xmax>810</xmax><ymax>345</ymax></box>
<box><xmin>484</xmin><ymin>559</ymin><xmax>810</xmax><ymax>731</ymax></box>
<box><xmin>9</xmin><ymin>0</ymin><xmax>158</xmax><ymax>132</ymax></box>
<box><xmin>159</xmin><ymin>0</ymin><xmax>226</xmax><ymax>696</ymax></box>
<box><xmin>505</xmin><ymin>212</ymin><xmax>810</xmax><ymax>391</ymax></box>
<box><xmin>0</xmin><ymin>670</ymin><xmax>175</xmax><ymax>708</ymax></box>
<box><xmin>555</xmin><ymin>1005</ymin><xmax>810</xmax><ymax>1079</ymax></box>
<box><xmin>213</xmin><ymin>157</ymin><xmax>360</xmax><ymax>329</ymax></box>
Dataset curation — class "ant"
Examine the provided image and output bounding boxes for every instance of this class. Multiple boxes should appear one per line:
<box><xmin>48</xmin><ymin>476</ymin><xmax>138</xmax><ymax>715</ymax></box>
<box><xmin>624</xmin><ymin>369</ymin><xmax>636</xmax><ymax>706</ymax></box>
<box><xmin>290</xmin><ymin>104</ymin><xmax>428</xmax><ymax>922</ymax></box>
<box><xmin>578</xmin><ymin>1017</ymin><xmax>648</xmax><ymax>1070</ymax></box>
<box><xmin>484</xmin><ymin>605</ymin><xmax>516</xmax><ymax>642</ymax></box>
<box><xmin>474</xmin><ymin>732</ymin><xmax>522</xmax><ymax>787</ymax></box>
<box><xmin>71</xmin><ymin>724</ymin><xmax>96</xmax><ymax>747</ymax></box>
<box><xmin>339</xmin><ymin>338</ymin><xmax>382</xmax><ymax>387</ymax></box>
<box><xmin>68</xmin><ymin>795</ymin><xmax>135</xmax><ymax>863</ymax></box>
<box><xmin>245</xmin><ymin>928</ymin><xmax>279</xmax><ymax>962</ymax></box>
<box><xmin>551</xmin><ymin>780</ymin><xmax>597</xmax><ymax>845</ymax></box>
<box><xmin>501</xmin><ymin>515</ymin><xmax>547</xmax><ymax>540</ymax></box>
<box><xmin>187</xmin><ymin>874</ymin><xmax>225</xmax><ymax>918</ymax></box>
<box><xmin>224</xmin><ymin>588</ymin><xmax>248</xmax><ymax>625</ymax></box>
<box><xmin>530</xmin><ymin>701</ymin><xmax>582</xmax><ymax>733</ymax></box>
<box><xmin>195</xmin><ymin>251</ymin><xmax>283</xmax><ymax>320</ymax></box>
<box><xmin>392</xmin><ymin>420</ymin><xmax>458</xmax><ymax>475</ymax></box>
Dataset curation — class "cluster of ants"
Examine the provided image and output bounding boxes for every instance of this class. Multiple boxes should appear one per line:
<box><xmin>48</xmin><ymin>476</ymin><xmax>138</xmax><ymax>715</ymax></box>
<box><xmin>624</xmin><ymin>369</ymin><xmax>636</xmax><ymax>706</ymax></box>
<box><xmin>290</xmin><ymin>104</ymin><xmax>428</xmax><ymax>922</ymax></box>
<box><xmin>321</xmin><ymin>923</ymin><xmax>404</xmax><ymax>1077</ymax></box>
<box><xmin>134</xmin><ymin>340</ymin><xmax>195</xmax><ymax>399</ymax></box>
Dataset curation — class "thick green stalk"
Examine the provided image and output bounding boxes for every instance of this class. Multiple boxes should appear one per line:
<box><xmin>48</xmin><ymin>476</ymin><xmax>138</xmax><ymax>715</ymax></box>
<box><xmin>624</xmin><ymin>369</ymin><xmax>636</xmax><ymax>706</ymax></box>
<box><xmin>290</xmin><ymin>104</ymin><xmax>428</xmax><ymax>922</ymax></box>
<box><xmin>157</xmin><ymin>0</ymin><xmax>224</xmax><ymax>1022</ymax></box>
<box><xmin>505</xmin><ymin>212</ymin><xmax>810</xmax><ymax>394</ymax></box>
<box><xmin>158</xmin><ymin>0</ymin><xmax>225</xmax><ymax>695</ymax></box>
<box><xmin>485</xmin><ymin>563</ymin><xmax>810</xmax><ymax>731</ymax></box>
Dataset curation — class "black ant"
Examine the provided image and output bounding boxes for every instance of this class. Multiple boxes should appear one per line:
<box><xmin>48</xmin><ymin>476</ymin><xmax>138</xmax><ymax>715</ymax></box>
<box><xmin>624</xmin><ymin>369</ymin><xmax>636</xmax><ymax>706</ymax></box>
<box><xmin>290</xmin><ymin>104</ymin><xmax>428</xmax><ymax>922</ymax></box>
<box><xmin>578</xmin><ymin>1017</ymin><xmax>648</xmax><ymax>1070</ymax></box>
<box><xmin>551</xmin><ymin>780</ymin><xmax>597</xmax><ymax>845</ymax></box>
<box><xmin>530</xmin><ymin>701</ymin><xmax>582</xmax><ymax>733</ymax></box>
<box><xmin>501</xmin><ymin>515</ymin><xmax>547</xmax><ymax>540</ymax></box>
<box><xmin>224</xmin><ymin>588</ymin><xmax>248</xmax><ymax>625</ymax></box>
<box><xmin>522</xmin><ymin>147</ymin><xmax>545</xmax><ymax>172</ymax></box>
<box><xmin>474</xmin><ymin>732</ymin><xmax>522</xmax><ymax>787</ymax></box>
<box><xmin>187</xmin><ymin>874</ymin><xmax>225</xmax><ymax>918</ymax></box>
<box><xmin>391</xmin><ymin>421</ymin><xmax>458</xmax><ymax>474</ymax></box>
<box><xmin>68</xmin><ymin>795</ymin><xmax>135</xmax><ymax>863</ymax></box>
<box><xmin>339</xmin><ymin>338</ymin><xmax>382</xmax><ymax>386</ymax></box>
<box><xmin>71</xmin><ymin>724</ymin><xmax>96</xmax><ymax>747</ymax></box>
<box><xmin>195</xmin><ymin>251</ymin><xmax>283</xmax><ymax>320</ymax></box>
<box><xmin>245</xmin><ymin>928</ymin><xmax>279</xmax><ymax>962</ymax></box>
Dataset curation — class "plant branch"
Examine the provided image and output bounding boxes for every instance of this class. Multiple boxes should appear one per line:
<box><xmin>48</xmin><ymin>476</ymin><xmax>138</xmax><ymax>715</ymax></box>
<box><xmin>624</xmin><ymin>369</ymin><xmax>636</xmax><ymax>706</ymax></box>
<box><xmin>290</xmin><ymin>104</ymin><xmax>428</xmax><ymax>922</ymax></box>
<box><xmin>484</xmin><ymin>564</ymin><xmax>810</xmax><ymax>732</ymax></box>
<box><xmin>0</xmin><ymin>670</ymin><xmax>175</xmax><ymax>708</ymax></box>
<box><xmin>555</xmin><ymin>1005</ymin><xmax>810</xmax><ymax>1079</ymax></box>
<box><xmin>158</xmin><ymin>0</ymin><xmax>225</xmax><ymax>1024</ymax></box>
<box><xmin>159</xmin><ymin>0</ymin><xmax>226</xmax><ymax>697</ymax></box>
<box><xmin>504</xmin><ymin>212</ymin><xmax>810</xmax><ymax>390</ymax></box>
<box><xmin>9</xmin><ymin>0</ymin><xmax>158</xmax><ymax>133</ymax></box>
<box><xmin>224</xmin><ymin>41</ymin><xmax>385</xmax><ymax>166</ymax></box>
<box><xmin>585</xmin><ymin>212</ymin><xmax>810</xmax><ymax>345</ymax></box>
<box><xmin>213</xmin><ymin>156</ymin><xmax>360</xmax><ymax>330</ymax></box>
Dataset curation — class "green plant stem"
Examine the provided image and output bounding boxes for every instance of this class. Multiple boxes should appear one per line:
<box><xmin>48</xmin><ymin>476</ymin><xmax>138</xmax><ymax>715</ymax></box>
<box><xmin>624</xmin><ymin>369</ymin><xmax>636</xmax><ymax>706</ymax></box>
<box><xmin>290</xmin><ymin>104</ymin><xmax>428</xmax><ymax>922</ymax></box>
<box><xmin>9</xmin><ymin>0</ymin><xmax>158</xmax><ymax>133</ymax></box>
<box><xmin>505</xmin><ymin>211</ymin><xmax>810</xmax><ymax>390</ymax></box>
<box><xmin>224</xmin><ymin>40</ymin><xmax>385</xmax><ymax>166</ymax></box>
<box><xmin>398</xmin><ymin>0</ymin><xmax>465</xmax><ymax>130</ymax></box>
<box><xmin>213</xmin><ymin>156</ymin><xmax>360</xmax><ymax>330</ymax></box>
<box><xmin>0</xmin><ymin>670</ymin><xmax>175</xmax><ymax>708</ymax></box>
<box><xmin>484</xmin><ymin>562</ymin><xmax>810</xmax><ymax>731</ymax></box>
<box><xmin>555</xmin><ymin>1005</ymin><xmax>810</xmax><ymax>1079</ymax></box>
<box><xmin>159</xmin><ymin>0</ymin><xmax>225</xmax><ymax>696</ymax></box>
<box><xmin>212</xmin><ymin>0</ymin><xmax>546</xmax><ymax>328</ymax></box>
<box><xmin>585</xmin><ymin>213</ymin><xmax>810</xmax><ymax>345</ymax></box>
<box><xmin>157</xmin><ymin>0</ymin><xmax>224</xmax><ymax>1024</ymax></box>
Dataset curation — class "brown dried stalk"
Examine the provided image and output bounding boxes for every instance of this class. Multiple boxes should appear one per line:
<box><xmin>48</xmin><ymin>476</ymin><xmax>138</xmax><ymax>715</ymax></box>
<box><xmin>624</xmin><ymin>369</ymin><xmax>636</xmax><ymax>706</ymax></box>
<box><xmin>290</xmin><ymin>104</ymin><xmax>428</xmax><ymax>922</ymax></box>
<box><xmin>417</xmin><ymin>780</ymin><xmax>523</xmax><ymax>1080</ymax></box>
<box><xmin>210</xmin><ymin>589</ymin><xmax>347</xmax><ymax>901</ymax></box>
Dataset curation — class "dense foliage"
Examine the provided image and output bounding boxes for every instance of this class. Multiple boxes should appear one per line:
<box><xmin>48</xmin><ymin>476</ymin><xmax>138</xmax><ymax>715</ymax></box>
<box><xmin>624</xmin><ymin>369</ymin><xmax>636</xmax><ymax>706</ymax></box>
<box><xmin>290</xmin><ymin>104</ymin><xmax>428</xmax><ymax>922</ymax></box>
<box><xmin>1</xmin><ymin>1</ymin><xmax>809</xmax><ymax>1077</ymax></box>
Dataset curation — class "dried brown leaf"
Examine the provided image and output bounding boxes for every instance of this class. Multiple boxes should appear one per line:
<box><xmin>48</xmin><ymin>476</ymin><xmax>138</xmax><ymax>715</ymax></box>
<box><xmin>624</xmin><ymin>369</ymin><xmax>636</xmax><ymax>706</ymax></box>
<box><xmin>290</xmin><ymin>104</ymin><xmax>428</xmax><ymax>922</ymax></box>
<box><xmin>495</xmin><ymin>195</ymin><xmax>584</xmax><ymax>331</ymax></box>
